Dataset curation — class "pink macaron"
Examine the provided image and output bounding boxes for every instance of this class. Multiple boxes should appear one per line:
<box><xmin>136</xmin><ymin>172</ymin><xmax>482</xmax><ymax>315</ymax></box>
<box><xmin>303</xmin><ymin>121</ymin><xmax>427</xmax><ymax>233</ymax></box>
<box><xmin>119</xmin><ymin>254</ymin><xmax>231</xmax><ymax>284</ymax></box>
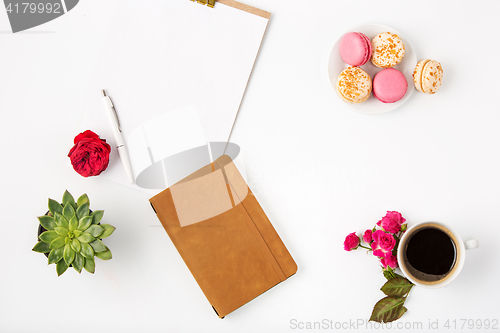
<box><xmin>372</xmin><ymin>68</ymin><xmax>408</xmax><ymax>103</ymax></box>
<box><xmin>339</xmin><ymin>32</ymin><xmax>372</xmax><ymax>67</ymax></box>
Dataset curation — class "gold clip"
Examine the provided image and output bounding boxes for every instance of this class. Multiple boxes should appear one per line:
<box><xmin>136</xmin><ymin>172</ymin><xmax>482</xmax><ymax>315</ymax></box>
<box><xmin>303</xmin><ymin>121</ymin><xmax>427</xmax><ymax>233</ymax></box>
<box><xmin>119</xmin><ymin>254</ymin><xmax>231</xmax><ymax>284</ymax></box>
<box><xmin>193</xmin><ymin>0</ymin><xmax>215</xmax><ymax>7</ymax></box>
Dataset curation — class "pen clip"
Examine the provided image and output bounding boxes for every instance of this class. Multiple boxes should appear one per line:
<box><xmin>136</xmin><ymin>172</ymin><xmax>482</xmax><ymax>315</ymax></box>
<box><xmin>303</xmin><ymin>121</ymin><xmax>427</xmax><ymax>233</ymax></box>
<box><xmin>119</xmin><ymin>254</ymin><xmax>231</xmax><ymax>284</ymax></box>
<box><xmin>109</xmin><ymin>99</ymin><xmax>122</xmax><ymax>132</ymax></box>
<box><xmin>102</xmin><ymin>89</ymin><xmax>122</xmax><ymax>132</ymax></box>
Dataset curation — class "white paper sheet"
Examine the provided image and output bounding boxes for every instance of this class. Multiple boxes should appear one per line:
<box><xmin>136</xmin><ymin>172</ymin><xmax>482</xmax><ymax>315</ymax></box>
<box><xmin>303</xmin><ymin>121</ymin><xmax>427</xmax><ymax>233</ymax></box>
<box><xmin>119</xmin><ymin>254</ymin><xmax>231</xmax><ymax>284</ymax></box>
<box><xmin>81</xmin><ymin>0</ymin><xmax>269</xmax><ymax>194</ymax></box>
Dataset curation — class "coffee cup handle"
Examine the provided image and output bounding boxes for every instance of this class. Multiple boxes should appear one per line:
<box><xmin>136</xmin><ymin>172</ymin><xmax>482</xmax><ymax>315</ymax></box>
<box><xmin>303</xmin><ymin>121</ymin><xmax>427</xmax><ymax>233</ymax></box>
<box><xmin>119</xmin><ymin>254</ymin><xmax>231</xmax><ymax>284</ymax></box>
<box><xmin>464</xmin><ymin>239</ymin><xmax>479</xmax><ymax>250</ymax></box>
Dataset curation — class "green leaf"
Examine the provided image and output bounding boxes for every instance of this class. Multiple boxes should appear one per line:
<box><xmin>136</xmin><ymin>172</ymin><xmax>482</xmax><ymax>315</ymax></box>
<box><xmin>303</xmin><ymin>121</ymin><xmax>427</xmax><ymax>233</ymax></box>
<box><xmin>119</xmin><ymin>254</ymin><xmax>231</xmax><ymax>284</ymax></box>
<box><xmin>381</xmin><ymin>277</ymin><xmax>414</xmax><ymax>297</ymax></box>
<box><xmin>62</xmin><ymin>203</ymin><xmax>76</xmax><ymax>222</ymax></box>
<box><xmin>65</xmin><ymin>237</ymin><xmax>71</xmax><ymax>245</ymax></box>
<box><xmin>77</xmin><ymin>233</ymin><xmax>95</xmax><ymax>244</ymax></box>
<box><xmin>76</xmin><ymin>194</ymin><xmax>89</xmax><ymax>208</ymax></box>
<box><xmin>56</xmin><ymin>260</ymin><xmax>68</xmax><ymax>276</ymax></box>
<box><xmin>95</xmin><ymin>247</ymin><xmax>112</xmax><ymax>260</ymax></box>
<box><xmin>62</xmin><ymin>190</ymin><xmax>76</xmax><ymax>210</ymax></box>
<box><xmin>99</xmin><ymin>224</ymin><xmax>116</xmax><ymax>238</ymax></box>
<box><xmin>77</xmin><ymin>216</ymin><xmax>92</xmax><ymax>231</ymax></box>
<box><xmin>39</xmin><ymin>230</ymin><xmax>59</xmax><ymax>243</ymax></box>
<box><xmin>54</xmin><ymin>227</ymin><xmax>69</xmax><ymax>237</ymax></box>
<box><xmin>49</xmin><ymin>236</ymin><xmax>66</xmax><ymax>249</ymax></box>
<box><xmin>33</xmin><ymin>241</ymin><xmax>51</xmax><ymax>253</ymax></box>
<box><xmin>63</xmin><ymin>244</ymin><xmax>75</xmax><ymax>266</ymax></box>
<box><xmin>54</xmin><ymin>213</ymin><xmax>69</xmax><ymax>229</ymax></box>
<box><xmin>91</xmin><ymin>210</ymin><xmax>104</xmax><ymax>225</ymax></box>
<box><xmin>48</xmin><ymin>247</ymin><xmax>64</xmax><ymax>264</ymax></box>
<box><xmin>84</xmin><ymin>257</ymin><xmax>95</xmax><ymax>274</ymax></box>
<box><xmin>90</xmin><ymin>239</ymin><xmax>106</xmax><ymax>252</ymax></box>
<box><xmin>68</xmin><ymin>216</ymin><xmax>78</xmax><ymax>232</ymax></box>
<box><xmin>38</xmin><ymin>216</ymin><xmax>57</xmax><ymax>230</ymax></box>
<box><xmin>73</xmin><ymin>253</ymin><xmax>84</xmax><ymax>273</ymax></box>
<box><xmin>85</xmin><ymin>225</ymin><xmax>104</xmax><ymax>238</ymax></box>
<box><xmin>71</xmin><ymin>238</ymin><xmax>81</xmax><ymax>253</ymax></box>
<box><xmin>73</xmin><ymin>229</ymin><xmax>82</xmax><ymax>238</ymax></box>
<box><xmin>76</xmin><ymin>202</ymin><xmax>89</xmax><ymax>220</ymax></box>
<box><xmin>48</xmin><ymin>198</ymin><xmax>63</xmax><ymax>216</ymax></box>
<box><xmin>80</xmin><ymin>243</ymin><xmax>94</xmax><ymax>259</ymax></box>
<box><xmin>369</xmin><ymin>296</ymin><xmax>407</xmax><ymax>323</ymax></box>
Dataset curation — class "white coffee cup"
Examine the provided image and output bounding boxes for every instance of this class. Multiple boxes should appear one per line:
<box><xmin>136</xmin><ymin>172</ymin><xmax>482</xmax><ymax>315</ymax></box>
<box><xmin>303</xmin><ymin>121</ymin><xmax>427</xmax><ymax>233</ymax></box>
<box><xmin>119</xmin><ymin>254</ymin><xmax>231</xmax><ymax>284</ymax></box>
<box><xmin>397</xmin><ymin>222</ymin><xmax>478</xmax><ymax>288</ymax></box>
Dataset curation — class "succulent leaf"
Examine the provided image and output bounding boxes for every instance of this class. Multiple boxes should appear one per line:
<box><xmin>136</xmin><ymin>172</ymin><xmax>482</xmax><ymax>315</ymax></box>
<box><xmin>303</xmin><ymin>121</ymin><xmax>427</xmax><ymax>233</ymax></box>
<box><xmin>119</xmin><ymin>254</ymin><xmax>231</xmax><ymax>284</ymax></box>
<box><xmin>84</xmin><ymin>257</ymin><xmax>95</xmax><ymax>274</ymax></box>
<box><xmin>63</xmin><ymin>244</ymin><xmax>75</xmax><ymax>266</ymax></box>
<box><xmin>91</xmin><ymin>210</ymin><xmax>104</xmax><ymax>225</ymax></box>
<box><xmin>68</xmin><ymin>216</ymin><xmax>78</xmax><ymax>232</ymax></box>
<box><xmin>65</xmin><ymin>237</ymin><xmax>71</xmax><ymax>245</ymax></box>
<box><xmin>38</xmin><ymin>216</ymin><xmax>57</xmax><ymax>230</ymax></box>
<box><xmin>77</xmin><ymin>232</ymin><xmax>95</xmax><ymax>244</ymax></box>
<box><xmin>73</xmin><ymin>229</ymin><xmax>82</xmax><ymax>238</ymax></box>
<box><xmin>62</xmin><ymin>203</ymin><xmax>76</xmax><ymax>222</ymax></box>
<box><xmin>76</xmin><ymin>202</ymin><xmax>89</xmax><ymax>220</ymax></box>
<box><xmin>80</xmin><ymin>243</ymin><xmax>94</xmax><ymax>259</ymax></box>
<box><xmin>76</xmin><ymin>194</ymin><xmax>89</xmax><ymax>208</ymax></box>
<box><xmin>56</xmin><ymin>260</ymin><xmax>68</xmax><ymax>276</ymax></box>
<box><xmin>89</xmin><ymin>239</ymin><xmax>106</xmax><ymax>252</ymax></box>
<box><xmin>48</xmin><ymin>247</ymin><xmax>64</xmax><ymax>264</ymax></box>
<box><xmin>33</xmin><ymin>241</ymin><xmax>51</xmax><ymax>253</ymax></box>
<box><xmin>95</xmin><ymin>247</ymin><xmax>112</xmax><ymax>260</ymax></box>
<box><xmin>73</xmin><ymin>253</ymin><xmax>84</xmax><ymax>273</ymax></box>
<box><xmin>62</xmin><ymin>190</ymin><xmax>76</xmax><ymax>210</ymax></box>
<box><xmin>54</xmin><ymin>213</ymin><xmax>69</xmax><ymax>229</ymax></box>
<box><xmin>77</xmin><ymin>216</ymin><xmax>93</xmax><ymax>231</ymax></box>
<box><xmin>49</xmin><ymin>236</ymin><xmax>66</xmax><ymax>249</ymax></box>
<box><xmin>71</xmin><ymin>238</ymin><xmax>81</xmax><ymax>253</ymax></box>
<box><xmin>99</xmin><ymin>224</ymin><xmax>116</xmax><ymax>238</ymax></box>
<box><xmin>48</xmin><ymin>199</ymin><xmax>63</xmax><ymax>216</ymax></box>
<box><xmin>54</xmin><ymin>227</ymin><xmax>69</xmax><ymax>237</ymax></box>
<box><xmin>86</xmin><ymin>225</ymin><xmax>104</xmax><ymax>238</ymax></box>
<box><xmin>39</xmin><ymin>230</ymin><xmax>59</xmax><ymax>243</ymax></box>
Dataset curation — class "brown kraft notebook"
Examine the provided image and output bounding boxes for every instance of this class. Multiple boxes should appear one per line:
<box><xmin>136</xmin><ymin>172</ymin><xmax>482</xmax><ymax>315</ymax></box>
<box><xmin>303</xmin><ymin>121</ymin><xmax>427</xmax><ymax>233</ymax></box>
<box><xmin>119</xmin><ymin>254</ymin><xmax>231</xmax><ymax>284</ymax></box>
<box><xmin>149</xmin><ymin>155</ymin><xmax>297</xmax><ymax>318</ymax></box>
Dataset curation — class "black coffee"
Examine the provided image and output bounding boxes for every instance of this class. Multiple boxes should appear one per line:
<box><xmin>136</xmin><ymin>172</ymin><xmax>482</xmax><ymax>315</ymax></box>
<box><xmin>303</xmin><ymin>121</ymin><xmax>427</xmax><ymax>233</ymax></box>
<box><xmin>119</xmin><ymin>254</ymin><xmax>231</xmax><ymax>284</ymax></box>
<box><xmin>406</xmin><ymin>227</ymin><xmax>456</xmax><ymax>275</ymax></box>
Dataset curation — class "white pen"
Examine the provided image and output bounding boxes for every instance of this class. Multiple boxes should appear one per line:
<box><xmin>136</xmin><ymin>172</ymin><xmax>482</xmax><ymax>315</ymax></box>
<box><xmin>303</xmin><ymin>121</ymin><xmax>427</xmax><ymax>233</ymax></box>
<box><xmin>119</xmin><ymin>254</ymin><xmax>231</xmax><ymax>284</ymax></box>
<box><xmin>101</xmin><ymin>89</ymin><xmax>135</xmax><ymax>184</ymax></box>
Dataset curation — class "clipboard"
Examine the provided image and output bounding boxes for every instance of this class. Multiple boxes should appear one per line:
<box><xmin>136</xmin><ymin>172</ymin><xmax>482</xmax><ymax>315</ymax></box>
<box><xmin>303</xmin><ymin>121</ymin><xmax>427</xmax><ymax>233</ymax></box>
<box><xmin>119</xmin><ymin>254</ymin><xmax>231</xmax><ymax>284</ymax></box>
<box><xmin>149</xmin><ymin>155</ymin><xmax>297</xmax><ymax>318</ymax></box>
<box><xmin>82</xmin><ymin>0</ymin><xmax>271</xmax><ymax>192</ymax></box>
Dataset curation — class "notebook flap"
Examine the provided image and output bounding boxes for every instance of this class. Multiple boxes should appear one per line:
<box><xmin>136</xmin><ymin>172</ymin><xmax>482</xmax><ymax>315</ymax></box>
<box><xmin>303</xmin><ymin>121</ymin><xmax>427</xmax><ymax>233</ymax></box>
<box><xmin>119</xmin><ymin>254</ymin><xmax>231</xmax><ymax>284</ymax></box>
<box><xmin>214</xmin><ymin>155</ymin><xmax>298</xmax><ymax>279</ymax></box>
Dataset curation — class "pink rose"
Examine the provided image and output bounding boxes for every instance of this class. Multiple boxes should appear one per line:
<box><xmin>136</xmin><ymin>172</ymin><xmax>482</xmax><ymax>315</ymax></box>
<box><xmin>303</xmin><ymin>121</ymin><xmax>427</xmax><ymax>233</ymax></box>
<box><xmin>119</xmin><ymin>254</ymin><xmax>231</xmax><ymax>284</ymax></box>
<box><xmin>381</xmin><ymin>254</ymin><xmax>398</xmax><ymax>269</ymax></box>
<box><xmin>363</xmin><ymin>229</ymin><xmax>373</xmax><ymax>243</ymax></box>
<box><xmin>344</xmin><ymin>232</ymin><xmax>360</xmax><ymax>251</ymax></box>
<box><xmin>371</xmin><ymin>230</ymin><xmax>396</xmax><ymax>257</ymax></box>
<box><xmin>376</xmin><ymin>211</ymin><xmax>406</xmax><ymax>234</ymax></box>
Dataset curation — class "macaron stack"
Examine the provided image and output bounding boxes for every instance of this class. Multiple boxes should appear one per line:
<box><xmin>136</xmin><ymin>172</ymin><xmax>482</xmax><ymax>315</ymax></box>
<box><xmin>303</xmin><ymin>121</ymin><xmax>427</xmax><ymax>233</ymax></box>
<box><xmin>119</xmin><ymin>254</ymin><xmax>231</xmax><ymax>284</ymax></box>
<box><xmin>370</xmin><ymin>32</ymin><xmax>407</xmax><ymax>103</ymax></box>
<box><xmin>336</xmin><ymin>32</ymin><xmax>373</xmax><ymax>104</ymax></box>
<box><xmin>335</xmin><ymin>29</ymin><xmax>444</xmax><ymax>106</ymax></box>
<box><xmin>336</xmin><ymin>30</ymin><xmax>408</xmax><ymax>104</ymax></box>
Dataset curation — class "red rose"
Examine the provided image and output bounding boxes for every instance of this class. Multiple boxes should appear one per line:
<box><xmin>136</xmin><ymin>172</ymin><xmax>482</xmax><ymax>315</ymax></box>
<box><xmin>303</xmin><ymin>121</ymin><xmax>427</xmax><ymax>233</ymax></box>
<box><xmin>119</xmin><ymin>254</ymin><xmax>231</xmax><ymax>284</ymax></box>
<box><xmin>68</xmin><ymin>130</ymin><xmax>111</xmax><ymax>177</ymax></box>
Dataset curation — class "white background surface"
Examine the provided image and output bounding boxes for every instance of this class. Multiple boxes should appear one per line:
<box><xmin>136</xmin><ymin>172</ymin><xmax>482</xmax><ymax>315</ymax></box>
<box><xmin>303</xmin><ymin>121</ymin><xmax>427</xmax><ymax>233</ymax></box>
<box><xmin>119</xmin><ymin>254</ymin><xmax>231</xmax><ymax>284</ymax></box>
<box><xmin>1</xmin><ymin>1</ymin><xmax>499</xmax><ymax>332</ymax></box>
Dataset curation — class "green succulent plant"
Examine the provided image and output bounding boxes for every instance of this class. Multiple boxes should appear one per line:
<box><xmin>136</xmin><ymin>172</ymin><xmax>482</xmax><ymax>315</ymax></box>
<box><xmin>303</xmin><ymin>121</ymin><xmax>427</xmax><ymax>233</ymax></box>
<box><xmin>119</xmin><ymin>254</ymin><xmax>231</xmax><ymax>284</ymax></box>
<box><xmin>32</xmin><ymin>190</ymin><xmax>116</xmax><ymax>276</ymax></box>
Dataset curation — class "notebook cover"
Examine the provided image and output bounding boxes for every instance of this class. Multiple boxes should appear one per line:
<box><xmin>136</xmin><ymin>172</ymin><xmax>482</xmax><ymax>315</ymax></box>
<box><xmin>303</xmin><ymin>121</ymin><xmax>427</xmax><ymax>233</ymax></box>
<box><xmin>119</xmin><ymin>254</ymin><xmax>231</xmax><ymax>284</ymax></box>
<box><xmin>149</xmin><ymin>155</ymin><xmax>297</xmax><ymax>318</ymax></box>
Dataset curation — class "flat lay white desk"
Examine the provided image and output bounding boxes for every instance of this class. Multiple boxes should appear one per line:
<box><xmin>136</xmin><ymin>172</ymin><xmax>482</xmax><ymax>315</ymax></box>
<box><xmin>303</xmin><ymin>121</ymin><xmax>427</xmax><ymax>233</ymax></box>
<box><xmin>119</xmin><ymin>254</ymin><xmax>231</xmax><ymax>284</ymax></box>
<box><xmin>1</xmin><ymin>1</ymin><xmax>499</xmax><ymax>332</ymax></box>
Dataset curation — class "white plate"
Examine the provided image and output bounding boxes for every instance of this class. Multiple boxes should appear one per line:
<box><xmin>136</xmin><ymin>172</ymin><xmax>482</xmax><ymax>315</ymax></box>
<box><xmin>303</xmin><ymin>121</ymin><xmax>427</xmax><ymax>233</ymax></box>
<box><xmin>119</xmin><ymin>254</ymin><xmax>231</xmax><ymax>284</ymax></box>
<box><xmin>327</xmin><ymin>23</ymin><xmax>416</xmax><ymax>115</ymax></box>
